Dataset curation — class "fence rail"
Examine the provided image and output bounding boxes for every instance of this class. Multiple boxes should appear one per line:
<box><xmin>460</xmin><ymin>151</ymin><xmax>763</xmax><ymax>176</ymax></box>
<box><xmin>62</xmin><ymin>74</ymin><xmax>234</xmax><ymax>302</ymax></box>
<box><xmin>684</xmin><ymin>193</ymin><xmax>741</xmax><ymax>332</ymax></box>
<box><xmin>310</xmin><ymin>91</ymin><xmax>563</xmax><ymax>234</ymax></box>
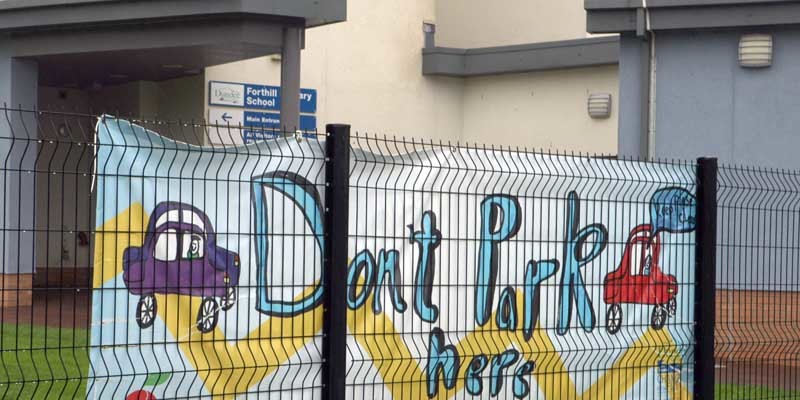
<box><xmin>0</xmin><ymin>108</ymin><xmax>794</xmax><ymax>399</ymax></box>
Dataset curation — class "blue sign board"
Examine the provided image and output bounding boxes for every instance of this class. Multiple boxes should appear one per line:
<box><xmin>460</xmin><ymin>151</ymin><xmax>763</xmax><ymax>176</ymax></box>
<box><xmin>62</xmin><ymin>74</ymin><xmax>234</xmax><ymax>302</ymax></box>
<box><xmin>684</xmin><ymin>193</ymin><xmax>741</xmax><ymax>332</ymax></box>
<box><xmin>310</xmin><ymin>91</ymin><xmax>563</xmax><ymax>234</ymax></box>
<box><xmin>242</xmin><ymin>111</ymin><xmax>317</xmax><ymax>143</ymax></box>
<box><xmin>245</xmin><ymin>84</ymin><xmax>316</xmax><ymax>114</ymax></box>
<box><xmin>206</xmin><ymin>81</ymin><xmax>317</xmax><ymax>113</ymax></box>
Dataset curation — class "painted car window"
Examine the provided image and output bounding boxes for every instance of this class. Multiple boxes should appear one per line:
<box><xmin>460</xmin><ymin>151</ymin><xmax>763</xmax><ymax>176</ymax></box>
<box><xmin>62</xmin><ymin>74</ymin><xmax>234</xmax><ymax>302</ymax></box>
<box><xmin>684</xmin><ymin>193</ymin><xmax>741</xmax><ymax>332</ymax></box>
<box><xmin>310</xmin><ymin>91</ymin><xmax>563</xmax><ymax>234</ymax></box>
<box><xmin>630</xmin><ymin>241</ymin><xmax>647</xmax><ymax>276</ymax></box>
<box><xmin>641</xmin><ymin>251</ymin><xmax>653</xmax><ymax>276</ymax></box>
<box><xmin>154</xmin><ymin>210</ymin><xmax>182</xmax><ymax>229</ymax></box>
<box><xmin>154</xmin><ymin>229</ymin><xmax>179</xmax><ymax>261</ymax></box>
<box><xmin>182</xmin><ymin>210</ymin><xmax>205</xmax><ymax>233</ymax></box>
<box><xmin>634</xmin><ymin>241</ymin><xmax>656</xmax><ymax>276</ymax></box>
<box><xmin>182</xmin><ymin>232</ymin><xmax>204</xmax><ymax>260</ymax></box>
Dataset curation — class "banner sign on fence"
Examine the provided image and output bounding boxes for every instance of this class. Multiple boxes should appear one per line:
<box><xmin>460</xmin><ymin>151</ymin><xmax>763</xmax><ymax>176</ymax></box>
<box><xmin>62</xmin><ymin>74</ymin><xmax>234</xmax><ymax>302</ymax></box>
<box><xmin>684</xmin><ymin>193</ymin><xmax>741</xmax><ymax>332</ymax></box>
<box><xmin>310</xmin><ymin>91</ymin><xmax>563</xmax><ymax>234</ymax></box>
<box><xmin>90</xmin><ymin>117</ymin><xmax>697</xmax><ymax>399</ymax></box>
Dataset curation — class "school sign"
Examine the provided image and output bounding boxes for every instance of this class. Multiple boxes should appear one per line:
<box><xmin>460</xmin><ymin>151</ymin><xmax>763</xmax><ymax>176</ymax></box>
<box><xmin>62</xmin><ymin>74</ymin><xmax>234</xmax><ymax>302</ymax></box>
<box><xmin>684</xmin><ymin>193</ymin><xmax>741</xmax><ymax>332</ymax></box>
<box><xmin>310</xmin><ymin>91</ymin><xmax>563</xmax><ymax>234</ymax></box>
<box><xmin>89</xmin><ymin>117</ymin><xmax>696</xmax><ymax>399</ymax></box>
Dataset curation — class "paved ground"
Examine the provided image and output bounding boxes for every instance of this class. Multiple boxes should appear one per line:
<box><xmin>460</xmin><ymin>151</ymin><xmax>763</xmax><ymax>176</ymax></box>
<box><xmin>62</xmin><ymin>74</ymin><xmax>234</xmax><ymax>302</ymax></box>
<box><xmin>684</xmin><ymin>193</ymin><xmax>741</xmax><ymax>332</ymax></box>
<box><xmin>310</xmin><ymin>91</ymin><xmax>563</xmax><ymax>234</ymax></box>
<box><xmin>1</xmin><ymin>290</ymin><xmax>798</xmax><ymax>393</ymax></box>
<box><xmin>717</xmin><ymin>360</ymin><xmax>800</xmax><ymax>390</ymax></box>
<box><xmin>0</xmin><ymin>289</ymin><xmax>90</xmax><ymax>329</ymax></box>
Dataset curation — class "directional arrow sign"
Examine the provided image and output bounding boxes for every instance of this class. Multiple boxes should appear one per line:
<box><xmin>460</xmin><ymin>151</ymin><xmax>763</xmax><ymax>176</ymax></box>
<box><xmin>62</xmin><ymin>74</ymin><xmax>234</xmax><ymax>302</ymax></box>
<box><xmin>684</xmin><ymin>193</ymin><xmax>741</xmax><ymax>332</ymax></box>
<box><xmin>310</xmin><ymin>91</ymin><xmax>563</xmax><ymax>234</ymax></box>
<box><xmin>208</xmin><ymin>109</ymin><xmax>243</xmax><ymax>127</ymax></box>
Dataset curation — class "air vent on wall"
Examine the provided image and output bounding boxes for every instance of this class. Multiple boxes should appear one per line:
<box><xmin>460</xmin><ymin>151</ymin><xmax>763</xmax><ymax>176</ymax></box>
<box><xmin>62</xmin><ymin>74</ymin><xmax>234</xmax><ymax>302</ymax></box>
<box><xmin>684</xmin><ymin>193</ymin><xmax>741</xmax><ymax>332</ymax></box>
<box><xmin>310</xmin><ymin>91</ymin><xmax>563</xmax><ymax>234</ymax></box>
<box><xmin>588</xmin><ymin>93</ymin><xmax>612</xmax><ymax>119</ymax></box>
<box><xmin>739</xmin><ymin>34</ymin><xmax>773</xmax><ymax>68</ymax></box>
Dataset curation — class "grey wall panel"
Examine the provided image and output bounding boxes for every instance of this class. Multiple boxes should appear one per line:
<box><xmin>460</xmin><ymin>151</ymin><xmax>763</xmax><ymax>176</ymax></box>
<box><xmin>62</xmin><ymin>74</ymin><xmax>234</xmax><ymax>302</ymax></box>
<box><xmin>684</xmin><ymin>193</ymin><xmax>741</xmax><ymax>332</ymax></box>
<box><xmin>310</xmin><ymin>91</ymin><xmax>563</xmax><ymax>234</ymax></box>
<box><xmin>617</xmin><ymin>34</ymin><xmax>647</xmax><ymax>158</ymax></box>
<box><xmin>731</xmin><ymin>30</ymin><xmax>800</xmax><ymax>168</ymax></box>
<box><xmin>653</xmin><ymin>31</ymin><xmax>735</xmax><ymax>163</ymax></box>
<box><xmin>650</xmin><ymin>29</ymin><xmax>800</xmax><ymax>169</ymax></box>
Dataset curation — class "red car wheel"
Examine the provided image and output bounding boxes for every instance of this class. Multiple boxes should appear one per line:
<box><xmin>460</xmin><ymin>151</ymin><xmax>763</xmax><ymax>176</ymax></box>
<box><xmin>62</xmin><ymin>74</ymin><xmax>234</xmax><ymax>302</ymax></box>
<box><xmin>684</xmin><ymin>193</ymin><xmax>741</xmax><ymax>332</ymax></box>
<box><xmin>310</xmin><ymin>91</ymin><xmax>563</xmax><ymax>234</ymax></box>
<box><xmin>666</xmin><ymin>298</ymin><xmax>677</xmax><ymax>317</ymax></box>
<box><xmin>651</xmin><ymin>306</ymin><xmax>667</xmax><ymax>330</ymax></box>
<box><xmin>606</xmin><ymin>304</ymin><xmax>622</xmax><ymax>334</ymax></box>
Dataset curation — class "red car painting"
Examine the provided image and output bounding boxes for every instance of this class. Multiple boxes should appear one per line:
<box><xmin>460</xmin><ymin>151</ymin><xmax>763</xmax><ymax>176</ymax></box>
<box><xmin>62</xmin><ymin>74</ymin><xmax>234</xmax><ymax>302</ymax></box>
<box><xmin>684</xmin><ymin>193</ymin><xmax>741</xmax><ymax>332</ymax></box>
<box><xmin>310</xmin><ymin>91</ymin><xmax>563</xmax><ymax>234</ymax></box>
<box><xmin>122</xmin><ymin>202</ymin><xmax>240</xmax><ymax>333</ymax></box>
<box><xmin>603</xmin><ymin>224</ymin><xmax>678</xmax><ymax>334</ymax></box>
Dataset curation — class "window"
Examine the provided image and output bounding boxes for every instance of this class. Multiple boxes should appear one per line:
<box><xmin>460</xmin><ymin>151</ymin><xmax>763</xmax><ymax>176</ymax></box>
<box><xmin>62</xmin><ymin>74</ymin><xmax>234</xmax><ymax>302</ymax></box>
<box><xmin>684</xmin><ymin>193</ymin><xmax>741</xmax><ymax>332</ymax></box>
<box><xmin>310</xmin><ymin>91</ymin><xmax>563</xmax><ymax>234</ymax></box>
<box><xmin>154</xmin><ymin>210</ymin><xmax>182</xmax><ymax>230</ymax></box>
<box><xmin>182</xmin><ymin>211</ymin><xmax>205</xmax><ymax>232</ymax></box>
<box><xmin>630</xmin><ymin>241</ymin><xmax>654</xmax><ymax>276</ymax></box>
<box><xmin>641</xmin><ymin>253</ymin><xmax>653</xmax><ymax>276</ymax></box>
<box><xmin>154</xmin><ymin>229</ymin><xmax>179</xmax><ymax>261</ymax></box>
<box><xmin>182</xmin><ymin>232</ymin><xmax>204</xmax><ymax>260</ymax></box>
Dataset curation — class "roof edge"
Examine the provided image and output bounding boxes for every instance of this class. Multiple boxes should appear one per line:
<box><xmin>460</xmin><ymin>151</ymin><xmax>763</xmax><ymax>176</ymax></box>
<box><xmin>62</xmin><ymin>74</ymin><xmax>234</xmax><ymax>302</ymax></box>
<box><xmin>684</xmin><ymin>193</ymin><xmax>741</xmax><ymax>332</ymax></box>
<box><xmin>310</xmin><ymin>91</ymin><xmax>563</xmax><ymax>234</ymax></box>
<box><xmin>0</xmin><ymin>0</ymin><xmax>347</xmax><ymax>31</ymax></box>
<box><xmin>423</xmin><ymin>36</ymin><xmax>619</xmax><ymax>78</ymax></box>
<box><xmin>586</xmin><ymin>0</ymin><xmax>800</xmax><ymax>33</ymax></box>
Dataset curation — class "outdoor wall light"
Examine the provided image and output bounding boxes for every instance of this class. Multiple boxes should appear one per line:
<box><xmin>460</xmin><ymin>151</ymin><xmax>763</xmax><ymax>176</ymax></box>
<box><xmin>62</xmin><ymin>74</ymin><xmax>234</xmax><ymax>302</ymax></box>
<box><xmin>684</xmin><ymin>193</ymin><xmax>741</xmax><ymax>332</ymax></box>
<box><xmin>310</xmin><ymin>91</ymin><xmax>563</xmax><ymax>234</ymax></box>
<box><xmin>739</xmin><ymin>34</ymin><xmax>773</xmax><ymax>68</ymax></box>
<box><xmin>588</xmin><ymin>93</ymin><xmax>612</xmax><ymax>119</ymax></box>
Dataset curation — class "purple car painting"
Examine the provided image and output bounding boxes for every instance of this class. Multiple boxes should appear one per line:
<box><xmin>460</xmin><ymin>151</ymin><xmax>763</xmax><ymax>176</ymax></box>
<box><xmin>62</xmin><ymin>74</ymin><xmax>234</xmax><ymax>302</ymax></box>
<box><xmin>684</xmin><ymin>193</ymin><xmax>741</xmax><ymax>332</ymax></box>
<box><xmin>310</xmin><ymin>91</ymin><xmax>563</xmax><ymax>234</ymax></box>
<box><xmin>123</xmin><ymin>202</ymin><xmax>240</xmax><ymax>333</ymax></box>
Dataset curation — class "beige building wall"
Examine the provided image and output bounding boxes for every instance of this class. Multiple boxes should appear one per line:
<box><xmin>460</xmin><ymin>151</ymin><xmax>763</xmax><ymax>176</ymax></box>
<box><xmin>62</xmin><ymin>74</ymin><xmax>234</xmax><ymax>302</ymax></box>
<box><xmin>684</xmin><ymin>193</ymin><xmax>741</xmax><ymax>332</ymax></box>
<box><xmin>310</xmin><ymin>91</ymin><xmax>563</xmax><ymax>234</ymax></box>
<box><xmin>204</xmin><ymin>0</ymin><xmax>618</xmax><ymax>152</ymax></box>
<box><xmin>434</xmin><ymin>0</ymin><xmax>589</xmax><ymax>48</ymax></box>
<box><xmin>205</xmin><ymin>0</ymin><xmax>465</xmax><ymax>142</ymax></box>
<box><xmin>461</xmin><ymin>65</ymin><xmax>619</xmax><ymax>154</ymax></box>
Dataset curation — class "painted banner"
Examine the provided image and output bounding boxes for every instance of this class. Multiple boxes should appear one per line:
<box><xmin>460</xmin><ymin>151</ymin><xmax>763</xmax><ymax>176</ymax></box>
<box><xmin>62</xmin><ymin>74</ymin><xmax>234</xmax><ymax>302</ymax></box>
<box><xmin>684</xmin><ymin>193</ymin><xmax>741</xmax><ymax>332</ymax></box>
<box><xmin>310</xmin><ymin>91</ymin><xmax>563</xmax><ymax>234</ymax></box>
<box><xmin>89</xmin><ymin>117</ymin><xmax>696</xmax><ymax>399</ymax></box>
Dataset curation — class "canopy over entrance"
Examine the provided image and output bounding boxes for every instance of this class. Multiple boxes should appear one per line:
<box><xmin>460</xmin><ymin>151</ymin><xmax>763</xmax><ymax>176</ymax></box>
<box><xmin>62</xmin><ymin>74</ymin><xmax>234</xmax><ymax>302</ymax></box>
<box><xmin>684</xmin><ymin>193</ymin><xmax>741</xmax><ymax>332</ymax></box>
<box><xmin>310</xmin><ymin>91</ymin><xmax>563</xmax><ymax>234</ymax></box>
<box><xmin>0</xmin><ymin>0</ymin><xmax>347</xmax><ymax>305</ymax></box>
<box><xmin>0</xmin><ymin>0</ymin><xmax>346</xmax><ymax>114</ymax></box>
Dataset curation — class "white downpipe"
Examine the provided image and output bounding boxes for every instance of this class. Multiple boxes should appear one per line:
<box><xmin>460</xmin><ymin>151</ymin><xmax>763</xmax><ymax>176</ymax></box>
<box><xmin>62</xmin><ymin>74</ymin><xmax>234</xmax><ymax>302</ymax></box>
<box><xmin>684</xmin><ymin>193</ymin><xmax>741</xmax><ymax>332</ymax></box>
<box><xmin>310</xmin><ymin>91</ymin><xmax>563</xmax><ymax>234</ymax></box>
<box><xmin>644</xmin><ymin>0</ymin><xmax>657</xmax><ymax>159</ymax></box>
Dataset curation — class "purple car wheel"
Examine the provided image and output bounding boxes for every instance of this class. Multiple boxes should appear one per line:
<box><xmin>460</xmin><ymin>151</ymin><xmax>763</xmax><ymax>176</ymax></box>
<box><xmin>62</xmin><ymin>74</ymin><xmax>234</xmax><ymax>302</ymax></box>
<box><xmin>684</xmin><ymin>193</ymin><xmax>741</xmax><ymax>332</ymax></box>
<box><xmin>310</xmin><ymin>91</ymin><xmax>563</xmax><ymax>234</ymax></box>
<box><xmin>136</xmin><ymin>295</ymin><xmax>157</xmax><ymax>329</ymax></box>
<box><xmin>196</xmin><ymin>297</ymin><xmax>219</xmax><ymax>333</ymax></box>
<box><xmin>221</xmin><ymin>287</ymin><xmax>236</xmax><ymax>311</ymax></box>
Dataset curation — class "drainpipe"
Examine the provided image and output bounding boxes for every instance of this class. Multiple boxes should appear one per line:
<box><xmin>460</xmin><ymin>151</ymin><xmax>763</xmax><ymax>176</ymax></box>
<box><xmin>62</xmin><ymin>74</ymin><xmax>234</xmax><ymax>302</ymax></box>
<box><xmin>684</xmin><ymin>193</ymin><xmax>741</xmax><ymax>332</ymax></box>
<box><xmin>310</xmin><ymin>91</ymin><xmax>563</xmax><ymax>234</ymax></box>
<box><xmin>423</xmin><ymin>22</ymin><xmax>436</xmax><ymax>49</ymax></box>
<box><xmin>638</xmin><ymin>0</ymin><xmax>657</xmax><ymax>159</ymax></box>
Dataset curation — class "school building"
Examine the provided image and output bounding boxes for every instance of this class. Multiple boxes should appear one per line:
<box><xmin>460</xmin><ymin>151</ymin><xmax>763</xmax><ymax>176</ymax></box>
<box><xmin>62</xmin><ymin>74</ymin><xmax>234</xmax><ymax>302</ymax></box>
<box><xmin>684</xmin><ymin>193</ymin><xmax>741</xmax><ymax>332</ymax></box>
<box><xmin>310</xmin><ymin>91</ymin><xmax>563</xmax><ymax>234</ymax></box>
<box><xmin>0</xmin><ymin>0</ymin><xmax>620</xmax><ymax>306</ymax></box>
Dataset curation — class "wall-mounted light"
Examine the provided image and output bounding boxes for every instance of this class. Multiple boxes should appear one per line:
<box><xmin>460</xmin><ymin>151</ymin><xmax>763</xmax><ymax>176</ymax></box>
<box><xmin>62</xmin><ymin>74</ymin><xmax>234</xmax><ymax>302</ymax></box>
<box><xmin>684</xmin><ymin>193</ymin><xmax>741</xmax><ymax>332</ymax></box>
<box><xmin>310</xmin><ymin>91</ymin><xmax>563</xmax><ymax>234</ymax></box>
<box><xmin>739</xmin><ymin>34</ymin><xmax>772</xmax><ymax>68</ymax></box>
<box><xmin>588</xmin><ymin>93</ymin><xmax>612</xmax><ymax>119</ymax></box>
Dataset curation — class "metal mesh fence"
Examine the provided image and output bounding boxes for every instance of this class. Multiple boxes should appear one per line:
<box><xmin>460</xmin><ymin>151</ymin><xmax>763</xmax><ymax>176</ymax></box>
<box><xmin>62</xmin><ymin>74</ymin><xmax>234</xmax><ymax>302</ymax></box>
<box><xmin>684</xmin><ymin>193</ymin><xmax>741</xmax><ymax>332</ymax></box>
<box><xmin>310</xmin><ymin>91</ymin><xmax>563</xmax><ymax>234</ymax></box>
<box><xmin>0</xmin><ymin>108</ymin><xmax>796</xmax><ymax>399</ymax></box>
<box><xmin>715</xmin><ymin>165</ymin><xmax>800</xmax><ymax>399</ymax></box>
<box><xmin>344</xmin><ymin>135</ymin><xmax>697</xmax><ymax>399</ymax></box>
<box><xmin>0</xmin><ymin>109</ymin><xmax>327</xmax><ymax>399</ymax></box>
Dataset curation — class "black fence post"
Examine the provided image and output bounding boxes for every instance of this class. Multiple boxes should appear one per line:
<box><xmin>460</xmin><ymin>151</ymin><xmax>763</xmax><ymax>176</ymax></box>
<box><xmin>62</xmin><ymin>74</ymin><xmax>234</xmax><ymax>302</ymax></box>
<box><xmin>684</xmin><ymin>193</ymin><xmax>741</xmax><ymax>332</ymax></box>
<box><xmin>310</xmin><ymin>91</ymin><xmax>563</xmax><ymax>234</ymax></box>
<box><xmin>695</xmin><ymin>157</ymin><xmax>718</xmax><ymax>400</ymax></box>
<box><xmin>323</xmin><ymin>124</ymin><xmax>350</xmax><ymax>400</ymax></box>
